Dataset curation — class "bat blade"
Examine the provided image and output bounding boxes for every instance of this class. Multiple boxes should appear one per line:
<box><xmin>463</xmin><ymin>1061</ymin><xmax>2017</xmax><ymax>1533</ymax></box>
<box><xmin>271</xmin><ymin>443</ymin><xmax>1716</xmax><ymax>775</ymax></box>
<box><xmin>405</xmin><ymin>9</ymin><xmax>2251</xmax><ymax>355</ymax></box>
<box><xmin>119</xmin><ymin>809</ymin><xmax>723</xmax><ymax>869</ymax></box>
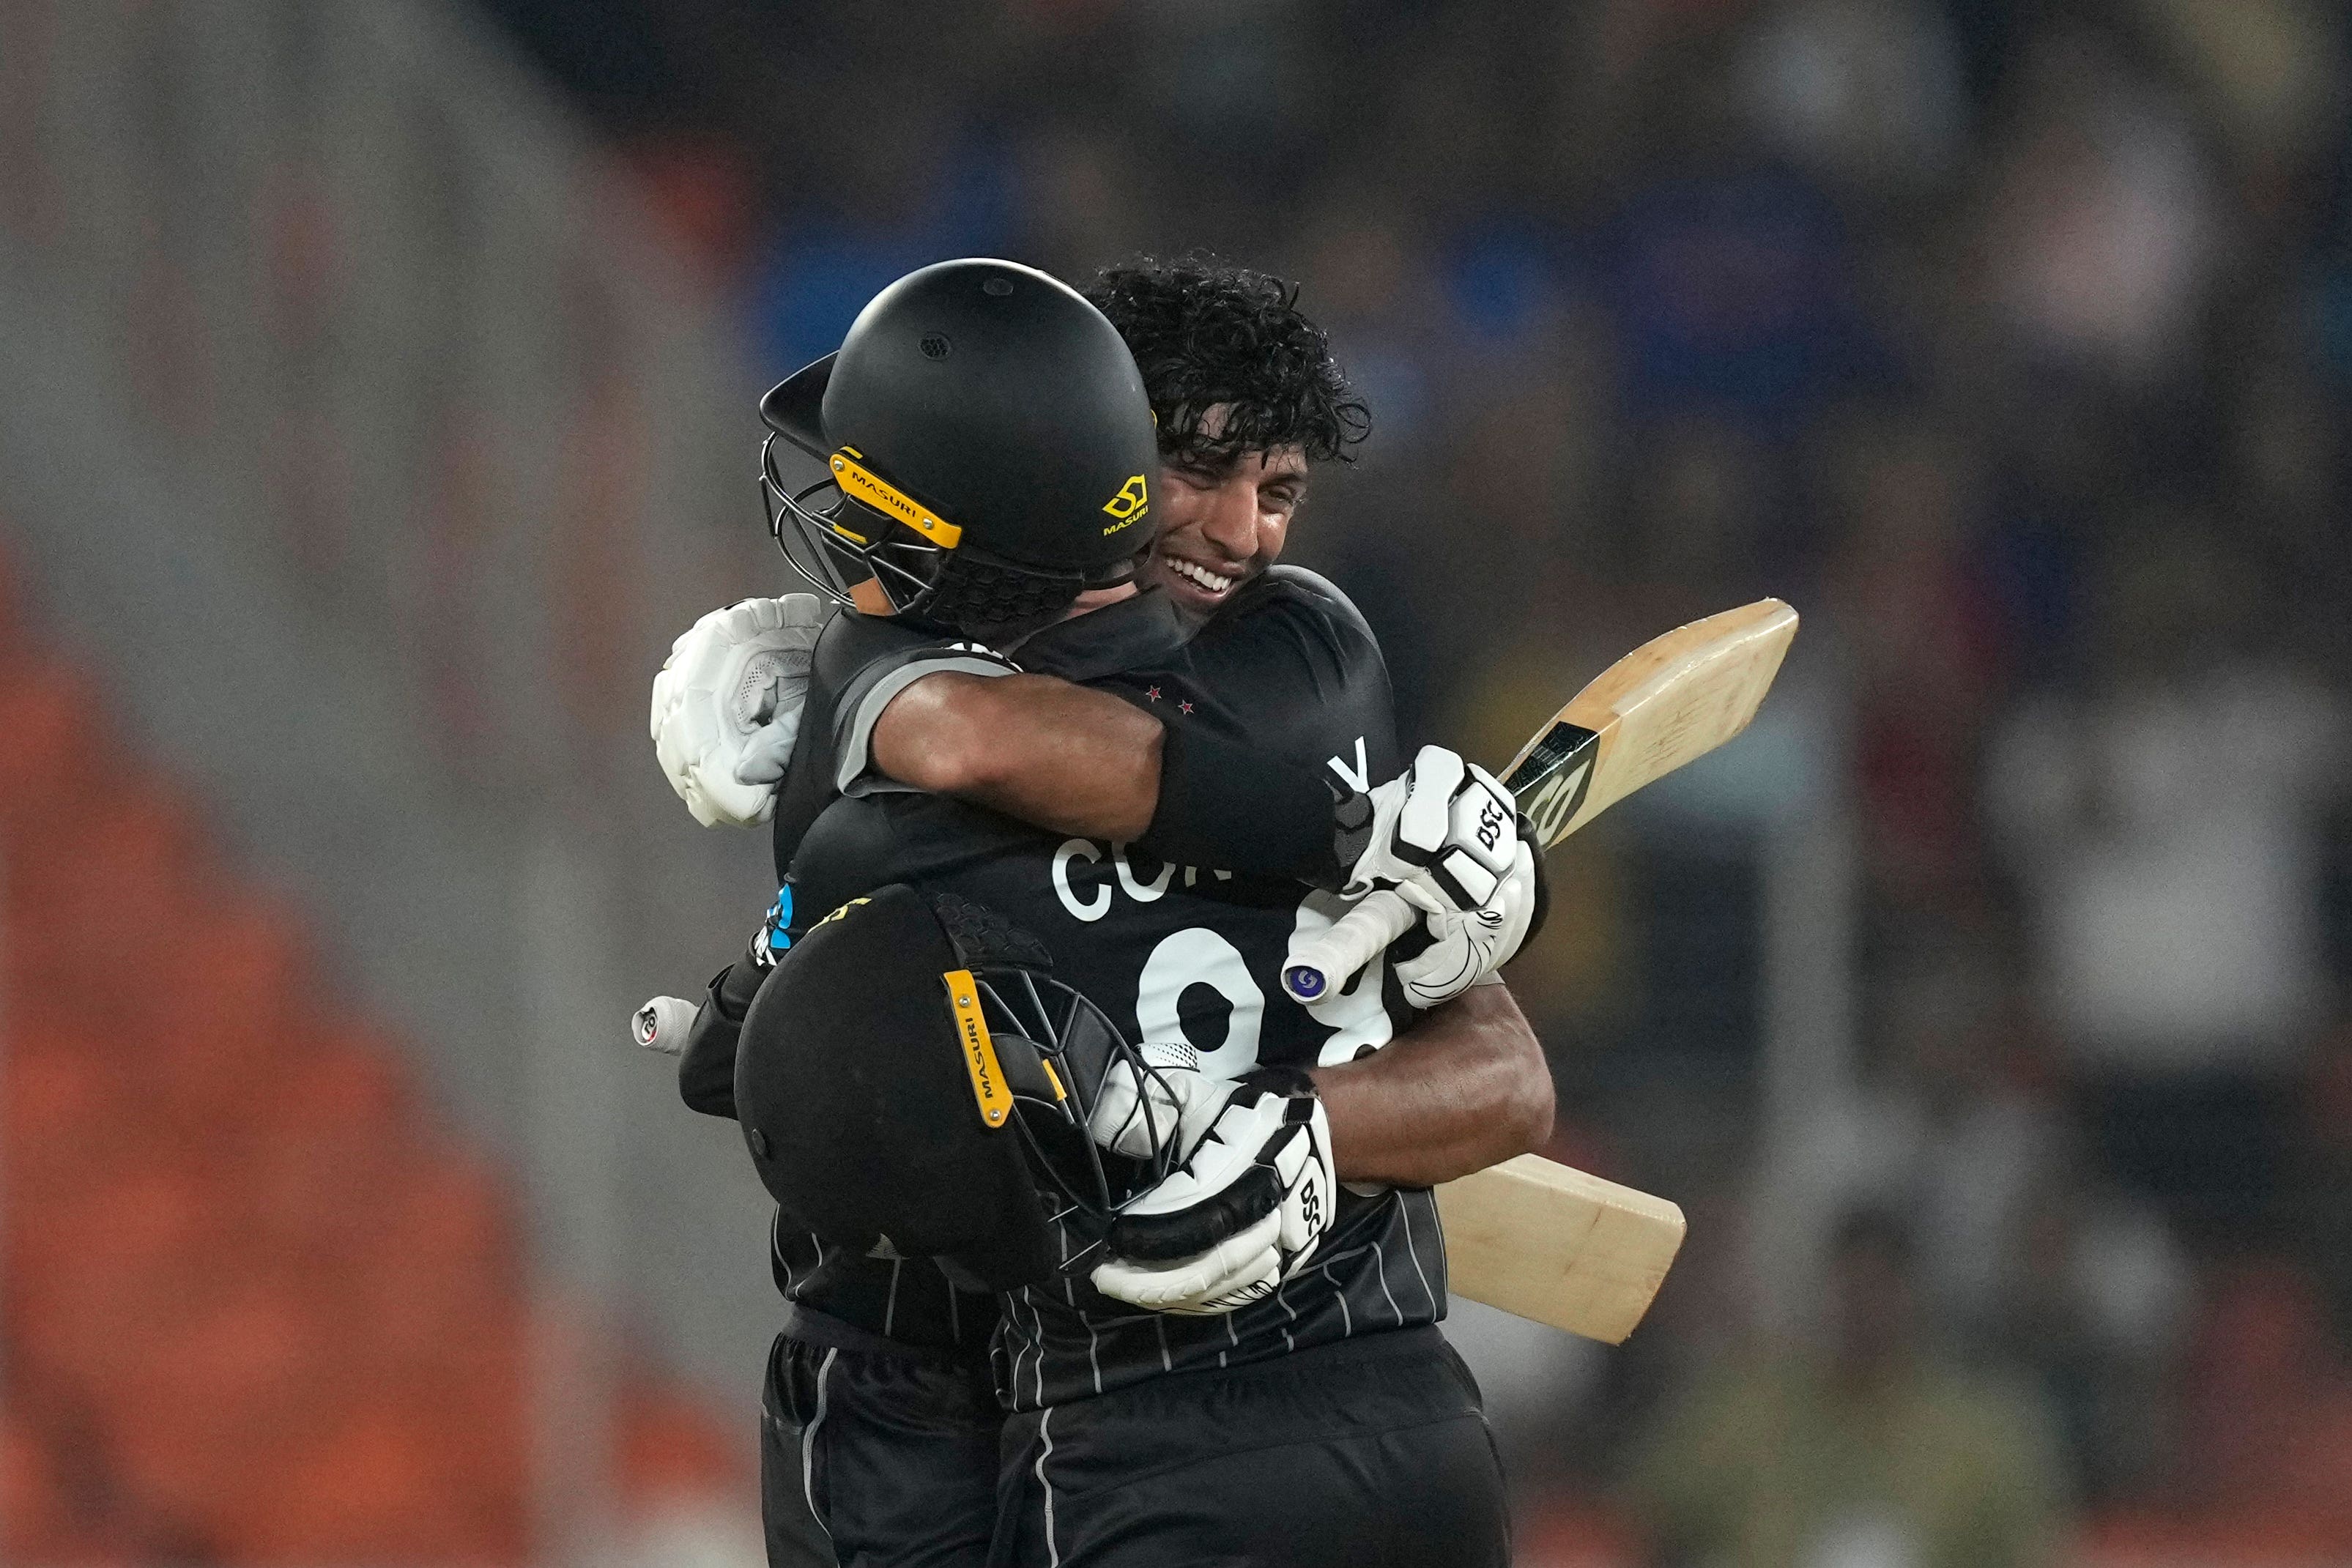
<box><xmin>1505</xmin><ymin>598</ymin><xmax>1798</xmax><ymax>847</ymax></box>
<box><xmin>1436</xmin><ymin>1153</ymin><xmax>1687</xmax><ymax>1343</ymax></box>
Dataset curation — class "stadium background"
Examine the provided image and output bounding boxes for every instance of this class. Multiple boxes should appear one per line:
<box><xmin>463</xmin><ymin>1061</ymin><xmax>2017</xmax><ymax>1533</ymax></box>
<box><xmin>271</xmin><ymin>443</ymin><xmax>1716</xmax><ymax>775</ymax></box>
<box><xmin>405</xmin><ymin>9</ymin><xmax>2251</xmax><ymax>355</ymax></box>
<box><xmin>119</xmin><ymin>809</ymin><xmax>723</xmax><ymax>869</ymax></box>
<box><xmin>3</xmin><ymin>0</ymin><xmax>2350</xmax><ymax>1563</ymax></box>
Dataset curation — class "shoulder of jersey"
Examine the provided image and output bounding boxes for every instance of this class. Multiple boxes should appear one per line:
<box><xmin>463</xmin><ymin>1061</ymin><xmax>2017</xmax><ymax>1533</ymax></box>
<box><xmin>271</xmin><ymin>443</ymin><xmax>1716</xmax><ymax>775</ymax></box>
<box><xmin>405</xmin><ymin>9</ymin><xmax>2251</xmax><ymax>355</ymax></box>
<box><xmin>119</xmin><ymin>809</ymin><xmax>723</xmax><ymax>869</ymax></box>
<box><xmin>1230</xmin><ymin>565</ymin><xmax>1382</xmax><ymax>655</ymax></box>
<box><xmin>815</xmin><ymin>603</ymin><xmax>955</xmax><ymax>682</ymax></box>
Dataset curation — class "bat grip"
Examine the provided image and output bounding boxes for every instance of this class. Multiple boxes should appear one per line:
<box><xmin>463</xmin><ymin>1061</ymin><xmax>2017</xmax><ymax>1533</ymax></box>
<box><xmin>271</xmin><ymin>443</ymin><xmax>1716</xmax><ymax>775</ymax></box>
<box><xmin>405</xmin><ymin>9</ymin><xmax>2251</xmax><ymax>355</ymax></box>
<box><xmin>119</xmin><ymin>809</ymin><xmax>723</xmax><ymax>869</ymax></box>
<box><xmin>1282</xmin><ymin>890</ymin><xmax>1417</xmax><ymax>1003</ymax></box>
<box><xmin>631</xmin><ymin>995</ymin><xmax>699</xmax><ymax>1055</ymax></box>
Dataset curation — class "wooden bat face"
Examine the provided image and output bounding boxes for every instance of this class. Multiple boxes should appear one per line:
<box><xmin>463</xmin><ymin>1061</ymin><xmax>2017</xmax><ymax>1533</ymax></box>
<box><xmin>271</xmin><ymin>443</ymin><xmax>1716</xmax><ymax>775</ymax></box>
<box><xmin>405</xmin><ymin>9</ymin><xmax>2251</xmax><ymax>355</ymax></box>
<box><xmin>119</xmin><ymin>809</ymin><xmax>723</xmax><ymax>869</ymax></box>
<box><xmin>1499</xmin><ymin>598</ymin><xmax>1798</xmax><ymax>849</ymax></box>
<box><xmin>1437</xmin><ymin>1154</ymin><xmax>1688</xmax><ymax>1345</ymax></box>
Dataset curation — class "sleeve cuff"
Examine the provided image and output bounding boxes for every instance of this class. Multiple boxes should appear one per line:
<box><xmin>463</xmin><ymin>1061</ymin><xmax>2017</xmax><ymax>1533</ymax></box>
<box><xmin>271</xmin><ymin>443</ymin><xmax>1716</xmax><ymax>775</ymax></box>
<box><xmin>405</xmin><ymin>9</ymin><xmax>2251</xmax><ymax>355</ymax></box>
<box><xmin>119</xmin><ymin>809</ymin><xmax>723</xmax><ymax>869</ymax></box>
<box><xmin>833</xmin><ymin>647</ymin><xmax>1022</xmax><ymax>798</ymax></box>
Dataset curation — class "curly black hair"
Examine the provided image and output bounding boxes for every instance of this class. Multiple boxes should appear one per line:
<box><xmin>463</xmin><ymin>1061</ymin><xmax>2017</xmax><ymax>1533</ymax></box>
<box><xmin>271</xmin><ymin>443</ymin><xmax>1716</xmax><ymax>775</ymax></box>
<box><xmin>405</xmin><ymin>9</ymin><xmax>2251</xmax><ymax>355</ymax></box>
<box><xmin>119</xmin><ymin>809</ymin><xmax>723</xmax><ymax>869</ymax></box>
<box><xmin>1085</xmin><ymin>257</ymin><xmax>1371</xmax><ymax>473</ymax></box>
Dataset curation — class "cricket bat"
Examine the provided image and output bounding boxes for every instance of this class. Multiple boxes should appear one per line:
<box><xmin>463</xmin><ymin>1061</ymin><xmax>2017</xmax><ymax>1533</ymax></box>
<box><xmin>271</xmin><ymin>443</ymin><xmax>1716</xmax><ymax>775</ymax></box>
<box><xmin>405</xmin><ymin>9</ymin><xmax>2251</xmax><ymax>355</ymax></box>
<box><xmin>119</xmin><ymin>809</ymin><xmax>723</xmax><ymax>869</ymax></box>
<box><xmin>1288</xmin><ymin>598</ymin><xmax>1796</xmax><ymax>1344</ymax></box>
<box><xmin>1434</xmin><ymin>1154</ymin><xmax>1687</xmax><ymax>1344</ymax></box>
<box><xmin>1283</xmin><ymin>598</ymin><xmax>1800</xmax><ymax>1002</ymax></box>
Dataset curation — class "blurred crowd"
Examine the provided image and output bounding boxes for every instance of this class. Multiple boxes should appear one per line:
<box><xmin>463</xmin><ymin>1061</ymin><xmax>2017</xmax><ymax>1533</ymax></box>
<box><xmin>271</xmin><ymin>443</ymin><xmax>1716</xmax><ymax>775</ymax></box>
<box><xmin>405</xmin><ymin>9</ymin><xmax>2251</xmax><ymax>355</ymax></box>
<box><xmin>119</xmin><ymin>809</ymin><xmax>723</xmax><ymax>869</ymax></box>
<box><xmin>488</xmin><ymin>0</ymin><xmax>2352</xmax><ymax>1560</ymax></box>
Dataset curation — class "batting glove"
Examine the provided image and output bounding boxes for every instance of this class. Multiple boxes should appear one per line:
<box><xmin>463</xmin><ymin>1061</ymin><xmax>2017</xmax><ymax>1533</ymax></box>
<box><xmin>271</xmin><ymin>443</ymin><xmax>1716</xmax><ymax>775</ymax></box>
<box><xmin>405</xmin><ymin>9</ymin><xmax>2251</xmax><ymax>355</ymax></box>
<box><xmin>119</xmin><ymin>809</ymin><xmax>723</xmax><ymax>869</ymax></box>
<box><xmin>1390</xmin><ymin>836</ymin><xmax>1539</xmax><ymax>1008</ymax></box>
<box><xmin>1310</xmin><ymin>745</ymin><xmax>1532</xmax><ymax>1007</ymax></box>
<box><xmin>1087</xmin><ymin>1041</ymin><xmax>1228</xmax><ymax>1165</ymax></box>
<box><xmin>1338</xmin><ymin>745</ymin><xmax>1522</xmax><ymax>914</ymax></box>
<box><xmin>1091</xmin><ymin>1069</ymin><xmax>1335</xmax><ymax>1315</ymax></box>
<box><xmin>651</xmin><ymin>595</ymin><xmax>829</xmax><ymax>828</ymax></box>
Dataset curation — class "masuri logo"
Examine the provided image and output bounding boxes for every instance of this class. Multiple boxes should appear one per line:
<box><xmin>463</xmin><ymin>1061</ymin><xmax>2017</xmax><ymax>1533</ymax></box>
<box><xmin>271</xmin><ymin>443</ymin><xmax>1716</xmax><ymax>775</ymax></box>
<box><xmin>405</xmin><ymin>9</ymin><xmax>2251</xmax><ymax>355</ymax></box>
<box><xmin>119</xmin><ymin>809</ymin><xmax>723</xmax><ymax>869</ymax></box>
<box><xmin>1102</xmin><ymin>473</ymin><xmax>1149</xmax><ymax>530</ymax></box>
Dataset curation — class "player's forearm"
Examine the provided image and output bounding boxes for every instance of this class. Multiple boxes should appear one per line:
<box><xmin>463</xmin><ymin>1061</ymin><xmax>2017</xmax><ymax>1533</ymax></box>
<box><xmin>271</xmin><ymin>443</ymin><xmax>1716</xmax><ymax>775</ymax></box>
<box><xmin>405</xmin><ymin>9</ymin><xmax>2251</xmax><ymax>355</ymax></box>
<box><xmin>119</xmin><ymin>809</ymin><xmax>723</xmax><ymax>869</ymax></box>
<box><xmin>872</xmin><ymin>672</ymin><xmax>1164</xmax><ymax>839</ymax></box>
<box><xmin>1309</xmin><ymin>982</ymin><xmax>1553</xmax><ymax>1187</ymax></box>
<box><xmin>676</xmin><ymin>956</ymin><xmax>767</xmax><ymax>1120</ymax></box>
<box><xmin>870</xmin><ymin>673</ymin><xmax>1348</xmax><ymax>884</ymax></box>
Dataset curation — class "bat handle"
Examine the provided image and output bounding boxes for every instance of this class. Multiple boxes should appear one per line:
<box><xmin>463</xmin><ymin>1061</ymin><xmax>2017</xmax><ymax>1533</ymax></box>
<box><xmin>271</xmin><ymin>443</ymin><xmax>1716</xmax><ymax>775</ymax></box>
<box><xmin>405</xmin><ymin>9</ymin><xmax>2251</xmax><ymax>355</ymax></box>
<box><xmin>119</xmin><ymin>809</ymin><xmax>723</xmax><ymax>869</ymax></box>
<box><xmin>1282</xmin><ymin>890</ymin><xmax>1417</xmax><ymax>1003</ymax></box>
<box><xmin>631</xmin><ymin>995</ymin><xmax>699</xmax><ymax>1055</ymax></box>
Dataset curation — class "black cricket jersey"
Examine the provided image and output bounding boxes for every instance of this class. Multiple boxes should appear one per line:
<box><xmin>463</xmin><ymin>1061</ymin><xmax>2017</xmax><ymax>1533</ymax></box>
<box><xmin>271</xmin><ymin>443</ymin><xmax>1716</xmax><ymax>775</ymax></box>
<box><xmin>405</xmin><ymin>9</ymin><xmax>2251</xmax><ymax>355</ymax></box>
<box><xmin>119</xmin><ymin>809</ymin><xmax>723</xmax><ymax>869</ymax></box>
<box><xmin>774</xmin><ymin>567</ymin><xmax>1452</xmax><ymax>1410</ymax></box>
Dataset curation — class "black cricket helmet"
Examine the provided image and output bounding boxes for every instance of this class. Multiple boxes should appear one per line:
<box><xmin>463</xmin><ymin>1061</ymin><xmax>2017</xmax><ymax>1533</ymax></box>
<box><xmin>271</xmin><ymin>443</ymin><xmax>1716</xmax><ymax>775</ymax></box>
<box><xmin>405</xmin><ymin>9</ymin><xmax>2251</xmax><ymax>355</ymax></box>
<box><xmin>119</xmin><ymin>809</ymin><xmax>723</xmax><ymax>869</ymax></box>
<box><xmin>760</xmin><ymin>259</ymin><xmax>1160</xmax><ymax>645</ymax></box>
<box><xmin>734</xmin><ymin>884</ymin><xmax>1178</xmax><ymax>1290</ymax></box>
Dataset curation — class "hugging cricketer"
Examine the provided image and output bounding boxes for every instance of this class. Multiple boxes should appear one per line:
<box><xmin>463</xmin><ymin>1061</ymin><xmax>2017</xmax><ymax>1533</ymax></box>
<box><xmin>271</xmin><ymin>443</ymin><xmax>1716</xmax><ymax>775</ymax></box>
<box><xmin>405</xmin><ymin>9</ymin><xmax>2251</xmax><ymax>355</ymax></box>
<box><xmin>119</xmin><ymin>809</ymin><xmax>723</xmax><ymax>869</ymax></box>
<box><xmin>643</xmin><ymin>256</ymin><xmax>1551</xmax><ymax>1567</ymax></box>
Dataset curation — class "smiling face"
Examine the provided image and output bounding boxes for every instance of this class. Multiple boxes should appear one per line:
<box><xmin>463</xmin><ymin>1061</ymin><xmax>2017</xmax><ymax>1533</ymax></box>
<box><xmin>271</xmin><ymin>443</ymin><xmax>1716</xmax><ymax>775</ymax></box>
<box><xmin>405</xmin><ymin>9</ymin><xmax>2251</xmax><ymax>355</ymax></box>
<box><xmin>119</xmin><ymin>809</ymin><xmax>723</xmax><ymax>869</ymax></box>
<box><xmin>1084</xmin><ymin>260</ymin><xmax>1369</xmax><ymax>620</ymax></box>
<box><xmin>1138</xmin><ymin>408</ymin><xmax>1310</xmax><ymax>622</ymax></box>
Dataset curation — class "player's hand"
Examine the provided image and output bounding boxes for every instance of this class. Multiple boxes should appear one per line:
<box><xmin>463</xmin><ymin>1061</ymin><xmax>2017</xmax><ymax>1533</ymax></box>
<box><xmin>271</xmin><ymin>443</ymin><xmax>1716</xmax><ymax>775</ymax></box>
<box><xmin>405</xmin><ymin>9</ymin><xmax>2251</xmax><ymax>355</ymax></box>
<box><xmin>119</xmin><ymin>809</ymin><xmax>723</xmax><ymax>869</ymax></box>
<box><xmin>1091</xmin><ymin>1069</ymin><xmax>1335</xmax><ymax>1315</ymax></box>
<box><xmin>1086</xmin><ymin>1041</ymin><xmax>1228</xmax><ymax>1164</ymax></box>
<box><xmin>1305</xmin><ymin>746</ymin><xmax>1529</xmax><ymax>1006</ymax></box>
<box><xmin>1390</xmin><ymin>835</ymin><xmax>1539</xmax><ymax>1008</ymax></box>
<box><xmin>651</xmin><ymin>595</ymin><xmax>829</xmax><ymax>828</ymax></box>
<box><xmin>1338</xmin><ymin>745</ymin><xmax>1521</xmax><ymax>917</ymax></box>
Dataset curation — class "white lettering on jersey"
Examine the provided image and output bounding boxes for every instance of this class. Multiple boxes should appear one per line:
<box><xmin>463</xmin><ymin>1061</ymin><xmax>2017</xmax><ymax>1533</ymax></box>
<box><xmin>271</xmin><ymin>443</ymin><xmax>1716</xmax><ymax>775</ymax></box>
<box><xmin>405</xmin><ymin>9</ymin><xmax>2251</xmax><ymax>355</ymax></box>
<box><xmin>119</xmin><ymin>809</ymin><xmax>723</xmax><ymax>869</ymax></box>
<box><xmin>1135</xmin><ymin>926</ymin><xmax>1265</xmax><ymax>1080</ymax></box>
<box><xmin>1327</xmin><ymin>735</ymin><xmax>1371</xmax><ymax>795</ymax></box>
<box><xmin>1112</xmin><ymin>844</ymin><xmax>1175</xmax><ymax>902</ymax></box>
<box><xmin>1053</xmin><ymin>842</ymin><xmax>1227</xmax><ymax>921</ymax></box>
<box><xmin>1044</xmin><ymin>844</ymin><xmax>1388</xmax><ymax>1072</ymax></box>
<box><xmin>1052</xmin><ymin>839</ymin><xmax>1112</xmax><ymax>922</ymax></box>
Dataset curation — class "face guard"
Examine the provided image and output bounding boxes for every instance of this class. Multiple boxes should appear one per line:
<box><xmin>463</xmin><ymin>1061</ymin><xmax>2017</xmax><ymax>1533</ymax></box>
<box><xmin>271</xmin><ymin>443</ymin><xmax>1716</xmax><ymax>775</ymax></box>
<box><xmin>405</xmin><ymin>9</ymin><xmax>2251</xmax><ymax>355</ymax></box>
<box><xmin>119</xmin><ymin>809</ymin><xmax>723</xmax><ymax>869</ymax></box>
<box><xmin>758</xmin><ymin>434</ymin><xmax>1130</xmax><ymax>644</ymax></box>
<box><xmin>944</xmin><ymin>956</ymin><xmax>1184</xmax><ymax>1269</ymax></box>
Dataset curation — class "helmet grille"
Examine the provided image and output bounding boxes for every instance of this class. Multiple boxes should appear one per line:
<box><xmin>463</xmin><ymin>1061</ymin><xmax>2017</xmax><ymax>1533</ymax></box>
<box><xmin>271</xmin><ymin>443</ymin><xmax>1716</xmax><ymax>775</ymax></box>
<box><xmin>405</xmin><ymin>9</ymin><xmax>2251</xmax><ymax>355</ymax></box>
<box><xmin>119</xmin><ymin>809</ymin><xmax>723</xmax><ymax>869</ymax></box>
<box><xmin>920</xmin><ymin>552</ymin><xmax>1086</xmax><ymax>645</ymax></box>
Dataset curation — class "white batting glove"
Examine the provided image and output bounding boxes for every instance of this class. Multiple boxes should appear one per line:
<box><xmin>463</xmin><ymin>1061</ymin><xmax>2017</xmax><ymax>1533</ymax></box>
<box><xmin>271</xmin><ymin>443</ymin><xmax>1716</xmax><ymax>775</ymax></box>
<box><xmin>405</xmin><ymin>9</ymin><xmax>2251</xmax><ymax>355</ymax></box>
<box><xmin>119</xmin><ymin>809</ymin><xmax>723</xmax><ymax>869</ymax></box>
<box><xmin>1087</xmin><ymin>1042</ymin><xmax>1228</xmax><ymax>1164</ymax></box>
<box><xmin>1340</xmin><ymin>745</ymin><xmax>1522</xmax><ymax>916</ymax></box>
<box><xmin>1390</xmin><ymin>838</ymin><xmax>1538</xmax><ymax>1008</ymax></box>
<box><xmin>1091</xmin><ymin>1070</ymin><xmax>1335</xmax><ymax>1315</ymax></box>
<box><xmin>1307</xmin><ymin>746</ymin><xmax>1531</xmax><ymax>1006</ymax></box>
<box><xmin>651</xmin><ymin>595</ymin><xmax>829</xmax><ymax>828</ymax></box>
